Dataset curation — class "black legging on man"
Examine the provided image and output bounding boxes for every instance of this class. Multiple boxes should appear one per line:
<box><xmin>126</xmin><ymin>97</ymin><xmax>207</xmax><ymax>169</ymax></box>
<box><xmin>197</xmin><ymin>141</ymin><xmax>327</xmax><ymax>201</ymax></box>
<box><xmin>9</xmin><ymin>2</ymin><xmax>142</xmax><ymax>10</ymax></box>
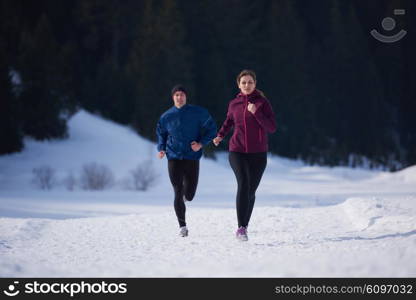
<box><xmin>168</xmin><ymin>159</ymin><xmax>199</xmax><ymax>227</ymax></box>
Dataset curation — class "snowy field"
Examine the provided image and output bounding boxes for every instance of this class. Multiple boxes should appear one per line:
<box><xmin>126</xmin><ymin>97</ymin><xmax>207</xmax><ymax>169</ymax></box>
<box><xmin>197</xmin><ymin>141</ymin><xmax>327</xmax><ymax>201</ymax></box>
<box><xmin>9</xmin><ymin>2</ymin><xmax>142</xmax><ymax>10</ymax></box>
<box><xmin>0</xmin><ymin>110</ymin><xmax>415</xmax><ymax>277</ymax></box>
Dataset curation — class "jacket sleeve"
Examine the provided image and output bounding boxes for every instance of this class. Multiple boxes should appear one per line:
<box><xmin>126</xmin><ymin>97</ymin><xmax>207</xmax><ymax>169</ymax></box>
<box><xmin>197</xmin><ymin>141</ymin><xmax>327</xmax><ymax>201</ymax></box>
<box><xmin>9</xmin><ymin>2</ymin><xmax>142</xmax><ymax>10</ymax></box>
<box><xmin>253</xmin><ymin>99</ymin><xmax>277</xmax><ymax>133</ymax></box>
<box><xmin>217</xmin><ymin>103</ymin><xmax>234</xmax><ymax>138</ymax></box>
<box><xmin>156</xmin><ymin>117</ymin><xmax>168</xmax><ymax>152</ymax></box>
<box><xmin>199</xmin><ymin>111</ymin><xmax>218</xmax><ymax>146</ymax></box>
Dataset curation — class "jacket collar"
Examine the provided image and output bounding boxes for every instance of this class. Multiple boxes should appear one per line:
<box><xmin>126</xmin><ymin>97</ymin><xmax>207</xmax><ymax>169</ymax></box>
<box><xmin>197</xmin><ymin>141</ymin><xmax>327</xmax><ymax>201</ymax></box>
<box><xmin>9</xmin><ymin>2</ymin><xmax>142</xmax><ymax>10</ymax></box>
<box><xmin>236</xmin><ymin>89</ymin><xmax>262</xmax><ymax>102</ymax></box>
<box><xmin>172</xmin><ymin>104</ymin><xmax>189</xmax><ymax>111</ymax></box>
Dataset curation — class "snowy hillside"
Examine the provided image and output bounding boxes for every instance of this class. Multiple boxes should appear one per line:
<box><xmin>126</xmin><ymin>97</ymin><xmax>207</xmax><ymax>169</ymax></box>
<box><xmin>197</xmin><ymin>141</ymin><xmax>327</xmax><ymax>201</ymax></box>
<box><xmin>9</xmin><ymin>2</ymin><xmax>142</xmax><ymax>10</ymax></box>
<box><xmin>0</xmin><ymin>110</ymin><xmax>415</xmax><ymax>277</ymax></box>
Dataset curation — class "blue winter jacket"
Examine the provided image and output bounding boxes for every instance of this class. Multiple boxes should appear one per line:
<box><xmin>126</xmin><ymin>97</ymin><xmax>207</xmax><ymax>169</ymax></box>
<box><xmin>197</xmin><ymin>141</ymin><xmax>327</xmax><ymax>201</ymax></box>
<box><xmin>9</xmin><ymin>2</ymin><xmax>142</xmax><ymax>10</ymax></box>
<box><xmin>156</xmin><ymin>104</ymin><xmax>217</xmax><ymax>160</ymax></box>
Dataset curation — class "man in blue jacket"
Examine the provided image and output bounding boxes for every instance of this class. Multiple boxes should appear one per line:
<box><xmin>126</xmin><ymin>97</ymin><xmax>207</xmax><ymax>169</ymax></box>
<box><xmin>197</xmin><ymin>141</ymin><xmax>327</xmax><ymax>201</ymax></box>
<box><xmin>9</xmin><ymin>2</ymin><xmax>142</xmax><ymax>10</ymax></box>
<box><xmin>156</xmin><ymin>85</ymin><xmax>217</xmax><ymax>237</ymax></box>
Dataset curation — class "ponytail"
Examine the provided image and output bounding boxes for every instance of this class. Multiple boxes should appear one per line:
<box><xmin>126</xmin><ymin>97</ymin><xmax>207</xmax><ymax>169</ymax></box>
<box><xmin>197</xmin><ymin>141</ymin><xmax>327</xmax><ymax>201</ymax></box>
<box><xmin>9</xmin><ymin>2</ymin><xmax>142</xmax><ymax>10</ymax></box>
<box><xmin>256</xmin><ymin>89</ymin><xmax>266</xmax><ymax>98</ymax></box>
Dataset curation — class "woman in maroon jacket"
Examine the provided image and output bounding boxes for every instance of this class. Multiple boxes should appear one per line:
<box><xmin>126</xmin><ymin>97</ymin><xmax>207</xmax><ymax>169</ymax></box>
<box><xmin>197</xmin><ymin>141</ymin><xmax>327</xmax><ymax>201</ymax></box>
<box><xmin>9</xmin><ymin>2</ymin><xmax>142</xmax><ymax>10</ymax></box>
<box><xmin>213</xmin><ymin>70</ymin><xmax>276</xmax><ymax>241</ymax></box>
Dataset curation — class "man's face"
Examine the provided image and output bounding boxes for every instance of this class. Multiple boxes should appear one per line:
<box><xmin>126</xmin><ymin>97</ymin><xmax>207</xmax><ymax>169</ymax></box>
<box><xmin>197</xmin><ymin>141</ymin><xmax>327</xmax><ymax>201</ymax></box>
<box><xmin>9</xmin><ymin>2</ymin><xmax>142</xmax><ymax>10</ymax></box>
<box><xmin>173</xmin><ymin>91</ymin><xmax>187</xmax><ymax>108</ymax></box>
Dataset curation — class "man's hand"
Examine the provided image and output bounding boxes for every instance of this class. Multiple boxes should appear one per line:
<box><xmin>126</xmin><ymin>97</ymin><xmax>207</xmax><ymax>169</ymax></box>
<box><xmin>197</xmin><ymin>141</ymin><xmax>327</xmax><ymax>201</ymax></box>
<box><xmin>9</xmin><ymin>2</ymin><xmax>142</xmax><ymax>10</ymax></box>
<box><xmin>158</xmin><ymin>151</ymin><xmax>165</xmax><ymax>159</ymax></box>
<box><xmin>191</xmin><ymin>141</ymin><xmax>202</xmax><ymax>152</ymax></box>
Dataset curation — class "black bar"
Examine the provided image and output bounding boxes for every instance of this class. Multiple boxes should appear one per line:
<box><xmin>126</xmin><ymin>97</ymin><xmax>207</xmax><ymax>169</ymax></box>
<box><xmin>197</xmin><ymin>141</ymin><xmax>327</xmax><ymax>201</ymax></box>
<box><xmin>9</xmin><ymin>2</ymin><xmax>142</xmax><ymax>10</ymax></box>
<box><xmin>0</xmin><ymin>278</ymin><xmax>414</xmax><ymax>299</ymax></box>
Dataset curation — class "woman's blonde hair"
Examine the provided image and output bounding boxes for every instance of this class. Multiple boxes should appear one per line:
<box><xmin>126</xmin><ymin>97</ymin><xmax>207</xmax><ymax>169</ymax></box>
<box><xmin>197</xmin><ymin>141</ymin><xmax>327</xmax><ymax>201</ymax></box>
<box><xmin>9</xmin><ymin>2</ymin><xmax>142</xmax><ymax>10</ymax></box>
<box><xmin>236</xmin><ymin>69</ymin><xmax>266</xmax><ymax>98</ymax></box>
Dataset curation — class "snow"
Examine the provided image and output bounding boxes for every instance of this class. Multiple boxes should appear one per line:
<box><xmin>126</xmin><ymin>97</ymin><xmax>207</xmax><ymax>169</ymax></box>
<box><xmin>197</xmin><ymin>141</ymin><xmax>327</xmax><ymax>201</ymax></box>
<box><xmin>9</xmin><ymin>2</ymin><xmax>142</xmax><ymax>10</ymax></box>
<box><xmin>0</xmin><ymin>109</ymin><xmax>415</xmax><ymax>277</ymax></box>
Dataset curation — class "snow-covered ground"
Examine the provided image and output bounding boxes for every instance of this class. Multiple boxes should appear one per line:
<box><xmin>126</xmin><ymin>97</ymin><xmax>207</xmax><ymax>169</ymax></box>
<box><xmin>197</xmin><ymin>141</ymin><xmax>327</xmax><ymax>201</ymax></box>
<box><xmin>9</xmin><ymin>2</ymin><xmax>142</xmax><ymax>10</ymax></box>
<box><xmin>0</xmin><ymin>110</ymin><xmax>415</xmax><ymax>277</ymax></box>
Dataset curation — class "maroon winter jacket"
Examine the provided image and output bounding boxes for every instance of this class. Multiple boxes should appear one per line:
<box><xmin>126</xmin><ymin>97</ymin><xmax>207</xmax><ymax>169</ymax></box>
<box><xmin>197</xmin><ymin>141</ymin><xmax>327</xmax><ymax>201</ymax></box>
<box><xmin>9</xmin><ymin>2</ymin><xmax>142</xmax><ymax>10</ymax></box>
<box><xmin>217</xmin><ymin>89</ymin><xmax>276</xmax><ymax>153</ymax></box>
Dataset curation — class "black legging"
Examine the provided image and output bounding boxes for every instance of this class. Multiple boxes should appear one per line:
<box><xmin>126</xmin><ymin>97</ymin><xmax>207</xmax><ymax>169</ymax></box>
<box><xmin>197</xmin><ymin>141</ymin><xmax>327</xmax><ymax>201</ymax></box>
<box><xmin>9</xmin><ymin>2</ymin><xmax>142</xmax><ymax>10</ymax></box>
<box><xmin>229</xmin><ymin>151</ymin><xmax>267</xmax><ymax>228</ymax></box>
<box><xmin>168</xmin><ymin>159</ymin><xmax>199</xmax><ymax>227</ymax></box>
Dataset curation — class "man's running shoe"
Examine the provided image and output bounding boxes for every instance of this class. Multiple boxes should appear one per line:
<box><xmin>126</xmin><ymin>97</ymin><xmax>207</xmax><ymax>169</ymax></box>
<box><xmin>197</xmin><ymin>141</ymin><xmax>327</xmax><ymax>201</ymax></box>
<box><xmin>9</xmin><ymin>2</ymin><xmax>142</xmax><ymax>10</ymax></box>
<box><xmin>179</xmin><ymin>226</ymin><xmax>188</xmax><ymax>237</ymax></box>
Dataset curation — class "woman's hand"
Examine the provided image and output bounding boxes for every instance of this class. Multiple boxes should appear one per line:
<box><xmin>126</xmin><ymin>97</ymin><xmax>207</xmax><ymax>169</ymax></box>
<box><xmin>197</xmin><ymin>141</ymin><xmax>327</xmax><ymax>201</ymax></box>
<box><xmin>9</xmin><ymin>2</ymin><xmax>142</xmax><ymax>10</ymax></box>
<box><xmin>191</xmin><ymin>141</ymin><xmax>202</xmax><ymax>152</ymax></box>
<box><xmin>158</xmin><ymin>151</ymin><xmax>165</xmax><ymax>159</ymax></box>
<box><xmin>247</xmin><ymin>102</ymin><xmax>257</xmax><ymax>114</ymax></box>
<box><xmin>213</xmin><ymin>136</ymin><xmax>223</xmax><ymax>146</ymax></box>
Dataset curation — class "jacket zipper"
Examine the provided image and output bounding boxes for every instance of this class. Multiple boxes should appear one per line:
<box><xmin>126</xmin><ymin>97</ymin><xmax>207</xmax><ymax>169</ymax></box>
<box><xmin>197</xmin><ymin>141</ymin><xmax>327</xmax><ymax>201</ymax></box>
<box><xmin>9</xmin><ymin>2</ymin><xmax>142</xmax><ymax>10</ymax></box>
<box><xmin>244</xmin><ymin>96</ymin><xmax>248</xmax><ymax>153</ymax></box>
<box><xmin>259</xmin><ymin>128</ymin><xmax>262</xmax><ymax>144</ymax></box>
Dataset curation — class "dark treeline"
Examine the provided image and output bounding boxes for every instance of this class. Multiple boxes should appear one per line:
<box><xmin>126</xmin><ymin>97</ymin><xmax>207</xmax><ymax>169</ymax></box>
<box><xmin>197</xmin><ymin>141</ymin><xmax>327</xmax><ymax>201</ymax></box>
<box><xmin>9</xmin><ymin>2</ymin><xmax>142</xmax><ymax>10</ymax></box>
<box><xmin>1</xmin><ymin>0</ymin><xmax>415</xmax><ymax>170</ymax></box>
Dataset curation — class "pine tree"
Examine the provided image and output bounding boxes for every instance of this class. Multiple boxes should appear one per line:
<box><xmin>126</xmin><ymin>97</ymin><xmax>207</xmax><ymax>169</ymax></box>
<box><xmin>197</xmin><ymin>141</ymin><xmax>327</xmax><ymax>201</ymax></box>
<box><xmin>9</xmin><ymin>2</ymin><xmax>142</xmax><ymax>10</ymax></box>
<box><xmin>259</xmin><ymin>0</ymin><xmax>314</xmax><ymax>161</ymax></box>
<box><xmin>0</xmin><ymin>39</ymin><xmax>23</xmax><ymax>154</ymax></box>
<box><xmin>401</xmin><ymin>0</ymin><xmax>416</xmax><ymax>167</ymax></box>
<box><xmin>17</xmin><ymin>14</ymin><xmax>68</xmax><ymax>140</ymax></box>
<box><xmin>127</xmin><ymin>0</ymin><xmax>193</xmax><ymax>138</ymax></box>
<box><xmin>319</xmin><ymin>0</ymin><xmax>388</xmax><ymax>168</ymax></box>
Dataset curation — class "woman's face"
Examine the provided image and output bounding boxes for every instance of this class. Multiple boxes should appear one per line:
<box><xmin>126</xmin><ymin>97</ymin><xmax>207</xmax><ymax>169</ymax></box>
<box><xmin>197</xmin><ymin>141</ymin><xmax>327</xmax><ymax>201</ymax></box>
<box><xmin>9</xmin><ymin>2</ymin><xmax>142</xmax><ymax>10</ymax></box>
<box><xmin>172</xmin><ymin>91</ymin><xmax>187</xmax><ymax>108</ymax></box>
<box><xmin>238</xmin><ymin>75</ymin><xmax>256</xmax><ymax>95</ymax></box>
